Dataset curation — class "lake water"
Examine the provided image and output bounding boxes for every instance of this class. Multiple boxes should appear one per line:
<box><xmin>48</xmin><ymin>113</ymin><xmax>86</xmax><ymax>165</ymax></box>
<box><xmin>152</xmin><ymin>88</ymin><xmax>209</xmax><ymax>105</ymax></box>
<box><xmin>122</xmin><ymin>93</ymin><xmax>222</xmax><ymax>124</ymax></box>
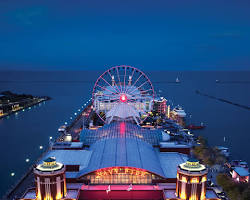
<box><xmin>0</xmin><ymin>70</ymin><xmax>249</xmax><ymax>196</ymax></box>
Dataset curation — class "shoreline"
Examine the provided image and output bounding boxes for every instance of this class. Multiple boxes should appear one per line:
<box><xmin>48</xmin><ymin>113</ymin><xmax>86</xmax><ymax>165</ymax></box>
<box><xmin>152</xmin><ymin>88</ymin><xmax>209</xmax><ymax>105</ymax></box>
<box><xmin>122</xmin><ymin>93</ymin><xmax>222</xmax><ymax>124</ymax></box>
<box><xmin>0</xmin><ymin>96</ymin><xmax>51</xmax><ymax>119</ymax></box>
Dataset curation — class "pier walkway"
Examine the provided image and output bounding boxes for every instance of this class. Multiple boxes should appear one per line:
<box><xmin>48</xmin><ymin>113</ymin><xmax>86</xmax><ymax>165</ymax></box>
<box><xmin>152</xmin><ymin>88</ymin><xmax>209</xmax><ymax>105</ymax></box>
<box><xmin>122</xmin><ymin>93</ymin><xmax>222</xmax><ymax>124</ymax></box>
<box><xmin>1</xmin><ymin>105</ymin><xmax>90</xmax><ymax>200</ymax></box>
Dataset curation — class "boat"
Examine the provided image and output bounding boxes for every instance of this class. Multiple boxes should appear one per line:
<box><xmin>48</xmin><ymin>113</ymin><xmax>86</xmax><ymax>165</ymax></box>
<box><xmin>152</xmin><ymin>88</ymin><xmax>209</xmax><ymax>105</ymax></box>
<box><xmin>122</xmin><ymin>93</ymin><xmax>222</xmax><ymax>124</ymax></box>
<box><xmin>186</xmin><ymin>124</ymin><xmax>205</xmax><ymax>130</ymax></box>
<box><xmin>58</xmin><ymin>125</ymin><xmax>66</xmax><ymax>132</ymax></box>
<box><xmin>172</xmin><ymin>106</ymin><xmax>186</xmax><ymax>118</ymax></box>
<box><xmin>176</xmin><ymin>77</ymin><xmax>180</xmax><ymax>83</ymax></box>
<box><xmin>216</xmin><ymin>146</ymin><xmax>230</xmax><ymax>157</ymax></box>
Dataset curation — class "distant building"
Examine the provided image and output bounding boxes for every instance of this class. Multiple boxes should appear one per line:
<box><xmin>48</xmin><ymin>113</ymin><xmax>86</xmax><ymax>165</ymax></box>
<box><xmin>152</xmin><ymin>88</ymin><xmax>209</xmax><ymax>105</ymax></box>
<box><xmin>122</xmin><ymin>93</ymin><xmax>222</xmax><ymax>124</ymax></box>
<box><xmin>12</xmin><ymin>104</ymin><xmax>20</xmax><ymax>111</ymax></box>
<box><xmin>227</xmin><ymin>160</ymin><xmax>249</xmax><ymax>183</ymax></box>
<box><xmin>231</xmin><ymin>167</ymin><xmax>249</xmax><ymax>183</ymax></box>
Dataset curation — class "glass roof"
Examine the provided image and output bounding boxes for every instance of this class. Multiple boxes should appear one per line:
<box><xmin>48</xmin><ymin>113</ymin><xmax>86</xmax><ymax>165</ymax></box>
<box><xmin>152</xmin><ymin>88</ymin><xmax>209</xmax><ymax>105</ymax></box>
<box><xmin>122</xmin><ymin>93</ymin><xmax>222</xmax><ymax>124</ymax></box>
<box><xmin>81</xmin><ymin>122</ymin><xmax>162</xmax><ymax>146</ymax></box>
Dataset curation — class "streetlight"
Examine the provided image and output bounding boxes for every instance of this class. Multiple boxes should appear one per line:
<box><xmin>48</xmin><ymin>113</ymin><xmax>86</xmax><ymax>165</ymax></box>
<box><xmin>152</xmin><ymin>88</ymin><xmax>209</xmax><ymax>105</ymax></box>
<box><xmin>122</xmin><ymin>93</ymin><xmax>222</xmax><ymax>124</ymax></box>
<box><xmin>39</xmin><ymin>145</ymin><xmax>43</xmax><ymax>150</ymax></box>
<box><xmin>74</xmin><ymin>113</ymin><xmax>77</xmax><ymax>115</ymax></box>
<box><xmin>49</xmin><ymin>136</ymin><xmax>53</xmax><ymax>140</ymax></box>
<box><xmin>64</xmin><ymin>122</ymin><xmax>68</xmax><ymax>125</ymax></box>
<box><xmin>25</xmin><ymin>158</ymin><xmax>30</xmax><ymax>162</ymax></box>
<box><xmin>11</xmin><ymin>172</ymin><xmax>15</xmax><ymax>176</ymax></box>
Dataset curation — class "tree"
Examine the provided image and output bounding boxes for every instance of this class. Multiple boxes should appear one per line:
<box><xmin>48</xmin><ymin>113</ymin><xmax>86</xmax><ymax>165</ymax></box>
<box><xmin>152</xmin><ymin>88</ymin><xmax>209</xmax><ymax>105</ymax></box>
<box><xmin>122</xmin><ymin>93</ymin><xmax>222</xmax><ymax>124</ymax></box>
<box><xmin>216</xmin><ymin>173</ymin><xmax>234</xmax><ymax>191</ymax></box>
<box><xmin>242</xmin><ymin>187</ymin><xmax>250</xmax><ymax>200</ymax></box>
<box><xmin>197</xmin><ymin>136</ymin><xmax>207</xmax><ymax>146</ymax></box>
<box><xmin>227</xmin><ymin>188</ymin><xmax>241</xmax><ymax>200</ymax></box>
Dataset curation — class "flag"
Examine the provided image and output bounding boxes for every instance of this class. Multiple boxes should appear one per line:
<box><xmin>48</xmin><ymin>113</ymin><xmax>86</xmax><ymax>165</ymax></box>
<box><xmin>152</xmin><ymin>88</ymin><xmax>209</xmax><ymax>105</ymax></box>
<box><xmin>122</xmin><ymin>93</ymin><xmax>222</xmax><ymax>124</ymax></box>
<box><xmin>127</xmin><ymin>184</ymin><xmax>133</xmax><ymax>191</ymax></box>
<box><xmin>106</xmin><ymin>185</ymin><xmax>111</xmax><ymax>194</ymax></box>
<box><xmin>154</xmin><ymin>185</ymin><xmax>159</xmax><ymax>190</ymax></box>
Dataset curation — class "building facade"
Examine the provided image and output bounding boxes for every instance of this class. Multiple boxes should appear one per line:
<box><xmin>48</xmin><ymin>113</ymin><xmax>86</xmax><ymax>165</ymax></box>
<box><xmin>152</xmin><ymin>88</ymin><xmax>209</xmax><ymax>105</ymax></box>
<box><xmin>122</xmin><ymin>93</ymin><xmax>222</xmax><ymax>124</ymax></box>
<box><xmin>33</xmin><ymin>157</ymin><xmax>67</xmax><ymax>200</ymax></box>
<box><xmin>176</xmin><ymin>159</ymin><xmax>208</xmax><ymax>200</ymax></box>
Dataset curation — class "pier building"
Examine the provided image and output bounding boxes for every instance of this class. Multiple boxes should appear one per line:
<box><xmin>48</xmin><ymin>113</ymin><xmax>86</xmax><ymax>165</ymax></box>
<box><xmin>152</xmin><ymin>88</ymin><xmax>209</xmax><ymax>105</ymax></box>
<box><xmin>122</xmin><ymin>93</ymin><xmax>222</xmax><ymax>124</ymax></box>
<box><xmin>176</xmin><ymin>159</ymin><xmax>208</xmax><ymax>200</ymax></box>
<box><xmin>33</xmin><ymin>157</ymin><xmax>67</xmax><ymax>200</ymax></box>
<box><xmin>231</xmin><ymin>167</ymin><xmax>249</xmax><ymax>183</ymax></box>
<box><xmin>18</xmin><ymin>66</ymin><xmax>219</xmax><ymax>200</ymax></box>
<box><xmin>153</xmin><ymin>97</ymin><xmax>167</xmax><ymax>115</ymax></box>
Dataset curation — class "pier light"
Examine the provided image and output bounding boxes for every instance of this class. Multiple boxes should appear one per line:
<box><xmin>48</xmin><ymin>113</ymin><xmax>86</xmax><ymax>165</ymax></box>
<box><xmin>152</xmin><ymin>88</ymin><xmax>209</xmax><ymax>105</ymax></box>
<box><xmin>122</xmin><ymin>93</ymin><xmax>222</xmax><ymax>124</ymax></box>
<box><xmin>81</xmin><ymin>106</ymin><xmax>83</xmax><ymax>108</ymax></box>
<box><xmin>74</xmin><ymin>113</ymin><xmax>77</xmax><ymax>115</ymax></box>
<box><xmin>26</xmin><ymin>158</ymin><xmax>30</xmax><ymax>162</ymax></box>
<box><xmin>84</xmin><ymin>104</ymin><xmax>86</xmax><ymax>106</ymax></box>
<box><xmin>64</xmin><ymin>122</ymin><xmax>68</xmax><ymax>125</ymax></box>
<box><xmin>78</xmin><ymin>109</ymin><xmax>80</xmax><ymax>111</ymax></box>
<box><xmin>39</xmin><ymin>146</ymin><xmax>43</xmax><ymax>150</ymax></box>
<box><xmin>70</xmin><ymin>117</ymin><xmax>73</xmax><ymax>120</ymax></box>
<box><xmin>11</xmin><ymin>172</ymin><xmax>15</xmax><ymax>176</ymax></box>
<box><xmin>49</xmin><ymin>136</ymin><xmax>53</xmax><ymax>140</ymax></box>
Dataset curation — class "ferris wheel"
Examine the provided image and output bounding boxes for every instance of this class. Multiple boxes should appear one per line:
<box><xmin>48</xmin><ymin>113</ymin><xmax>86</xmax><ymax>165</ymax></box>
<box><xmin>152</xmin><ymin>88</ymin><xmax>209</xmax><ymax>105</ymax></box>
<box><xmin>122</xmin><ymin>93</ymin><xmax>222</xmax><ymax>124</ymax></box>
<box><xmin>92</xmin><ymin>65</ymin><xmax>155</xmax><ymax>123</ymax></box>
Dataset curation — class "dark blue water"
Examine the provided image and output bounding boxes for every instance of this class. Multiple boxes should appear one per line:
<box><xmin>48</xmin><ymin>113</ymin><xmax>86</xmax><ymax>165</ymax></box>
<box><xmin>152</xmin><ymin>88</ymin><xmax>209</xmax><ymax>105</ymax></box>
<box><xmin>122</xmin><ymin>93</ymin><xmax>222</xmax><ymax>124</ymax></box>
<box><xmin>0</xmin><ymin>71</ymin><xmax>249</xmax><ymax>196</ymax></box>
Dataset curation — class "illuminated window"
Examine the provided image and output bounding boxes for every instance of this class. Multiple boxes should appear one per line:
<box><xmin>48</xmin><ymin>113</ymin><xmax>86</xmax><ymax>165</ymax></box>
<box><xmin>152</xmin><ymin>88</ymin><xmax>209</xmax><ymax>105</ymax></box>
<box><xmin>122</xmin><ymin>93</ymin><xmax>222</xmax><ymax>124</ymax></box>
<box><xmin>83</xmin><ymin>167</ymin><xmax>161</xmax><ymax>184</ymax></box>
<box><xmin>191</xmin><ymin>178</ymin><xmax>199</xmax><ymax>183</ymax></box>
<box><xmin>201</xmin><ymin>176</ymin><xmax>207</xmax><ymax>182</ymax></box>
<box><xmin>181</xmin><ymin>176</ymin><xmax>187</xmax><ymax>183</ymax></box>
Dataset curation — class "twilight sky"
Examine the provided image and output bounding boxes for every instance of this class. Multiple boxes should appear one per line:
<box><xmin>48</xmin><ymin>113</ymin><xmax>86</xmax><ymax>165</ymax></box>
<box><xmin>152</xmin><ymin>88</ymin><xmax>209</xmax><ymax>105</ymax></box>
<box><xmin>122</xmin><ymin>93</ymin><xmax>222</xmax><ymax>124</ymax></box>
<box><xmin>0</xmin><ymin>0</ymin><xmax>250</xmax><ymax>70</ymax></box>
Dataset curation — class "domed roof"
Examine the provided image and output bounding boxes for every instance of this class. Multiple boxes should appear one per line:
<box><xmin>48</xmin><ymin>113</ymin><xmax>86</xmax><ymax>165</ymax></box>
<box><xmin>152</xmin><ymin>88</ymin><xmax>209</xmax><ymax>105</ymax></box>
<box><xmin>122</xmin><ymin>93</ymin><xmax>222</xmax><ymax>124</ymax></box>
<box><xmin>179</xmin><ymin>158</ymin><xmax>206</xmax><ymax>172</ymax></box>
<box><xmin>36</xmin><ymin>157</ymin><xmax>64</xmax><ymax>172</ymax></box>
